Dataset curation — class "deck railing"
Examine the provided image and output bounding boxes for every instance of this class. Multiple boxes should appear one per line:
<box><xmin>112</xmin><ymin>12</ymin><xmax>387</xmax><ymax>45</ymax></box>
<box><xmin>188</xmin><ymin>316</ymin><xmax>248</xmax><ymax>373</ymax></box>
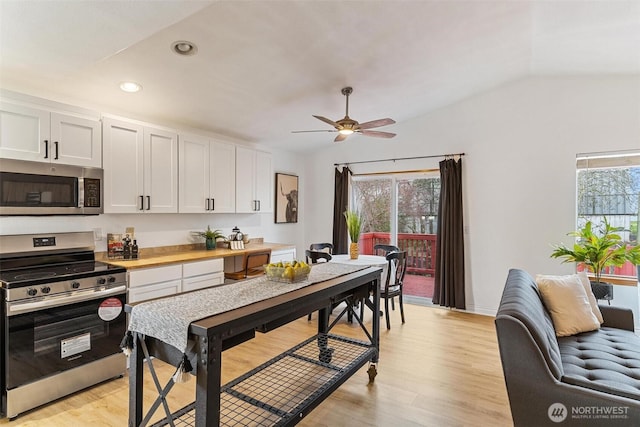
<box><xmin>360</xmin><ymin>232</ymin><xmax>436</xmax><ymax>276</ymax></box>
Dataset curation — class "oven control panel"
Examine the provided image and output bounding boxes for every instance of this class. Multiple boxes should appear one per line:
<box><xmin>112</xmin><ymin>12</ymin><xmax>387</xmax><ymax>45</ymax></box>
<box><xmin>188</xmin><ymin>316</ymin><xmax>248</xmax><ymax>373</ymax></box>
<box><xmin>5</xmin><ymin>272</ymin><xmax>126</xmax><ymax>302</ymax></box>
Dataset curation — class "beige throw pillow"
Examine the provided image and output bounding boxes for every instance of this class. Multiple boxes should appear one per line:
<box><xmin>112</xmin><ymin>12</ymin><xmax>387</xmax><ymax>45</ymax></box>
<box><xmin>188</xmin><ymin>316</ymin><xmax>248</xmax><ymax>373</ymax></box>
<box><xmin>536</xmin><ymin>273</ymin><xmax>601</xmax><ymax>337</ymax></box>
<box><xmin>576</xmin><ymin>271</ymin><xmax>604</xmax><ymax>324</ymax></box>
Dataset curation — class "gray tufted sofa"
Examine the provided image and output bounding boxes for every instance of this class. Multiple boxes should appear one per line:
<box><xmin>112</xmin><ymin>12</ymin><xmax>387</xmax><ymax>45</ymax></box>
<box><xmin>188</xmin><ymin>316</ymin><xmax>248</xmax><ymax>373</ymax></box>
<box><xmin>495</xmin><ymin>269</ymin><xmax>640</xmax><ymax>426</ymax></box>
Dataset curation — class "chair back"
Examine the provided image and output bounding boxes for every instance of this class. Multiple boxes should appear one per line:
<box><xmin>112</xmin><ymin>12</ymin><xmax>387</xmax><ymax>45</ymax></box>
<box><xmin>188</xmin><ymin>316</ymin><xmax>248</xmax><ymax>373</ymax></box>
<box><xmin>309</xmin><ymin>243</ymin><xmax>333</xmax><ymax>254</ymax></box>
<box><xmin>305</xmin><ymin>249</ymin><xmax>332</xmax><ymax>264</ymax></box>
<box><xmin>246</xmin><ymin>250</ymin><xmax>271</xmax><ymax>271</ymax></box>
<box><xmin>384</xmin><ymin>251</ymin><xmax>407</xmax><ymax>293</ymax></box>
<box><xmin>374</xmin><ymin>244</ymin><xmax>399</xmax><ymax>256</ymax></box>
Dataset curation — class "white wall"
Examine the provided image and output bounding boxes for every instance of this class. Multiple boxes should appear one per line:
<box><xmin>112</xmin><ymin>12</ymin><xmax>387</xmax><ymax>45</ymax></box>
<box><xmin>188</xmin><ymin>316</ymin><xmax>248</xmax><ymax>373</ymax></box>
<box><xmin>300</xmin><ymin>75</ymin><xmax>640</xmax><ymax>315</ymax></box>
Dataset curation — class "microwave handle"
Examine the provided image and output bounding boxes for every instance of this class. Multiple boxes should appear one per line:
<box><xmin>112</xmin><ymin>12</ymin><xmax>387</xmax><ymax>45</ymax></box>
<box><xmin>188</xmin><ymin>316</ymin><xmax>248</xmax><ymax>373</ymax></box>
<box><xmin>78</xmin><ymin>177</ymin><xmax>85</xmax><ymax>208</ymax></box>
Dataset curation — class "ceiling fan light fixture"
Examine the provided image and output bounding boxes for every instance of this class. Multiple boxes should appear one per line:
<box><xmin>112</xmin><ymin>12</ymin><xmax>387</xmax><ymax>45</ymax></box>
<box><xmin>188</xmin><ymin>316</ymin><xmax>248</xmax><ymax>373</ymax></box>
<box><xmin>338</xmin><ymin>129</ymin><xmax>354</xmax><ymax>135</ymax></box>
<box><xmin>119</xmin><ymin>81</ymin><xmax>142</xmax><ymax>93</ymax></box>
<box><xmin>171</xmin><ymin>40</ymin><xmax>198</xmax><ymax>56</ymax></box>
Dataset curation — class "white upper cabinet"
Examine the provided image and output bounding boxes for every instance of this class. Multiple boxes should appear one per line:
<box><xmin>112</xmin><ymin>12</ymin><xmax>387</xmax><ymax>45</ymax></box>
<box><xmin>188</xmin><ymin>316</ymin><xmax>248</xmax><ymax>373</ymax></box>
<box><xmin>0</xmin><ymin>101</ymin><xmax>101</xmax><ymax>167</ymax></box>
<box><xmin>235</xmin><ymin>146</ymin><xmax>273</xmax><ymax>213</ymax></box>
<box><xmin>179</xmin><ymin>135</ymin><xmax>236</xmax><ymax>213</ymax></box>
<box><xmin>103</xmin><ymin>117</ymin><xmax>178</xmax><ymax>213</ymax></box>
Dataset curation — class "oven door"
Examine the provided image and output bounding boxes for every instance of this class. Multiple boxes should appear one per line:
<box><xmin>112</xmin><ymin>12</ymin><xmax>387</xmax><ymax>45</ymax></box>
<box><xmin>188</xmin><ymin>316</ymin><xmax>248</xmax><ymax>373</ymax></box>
<box><xmin>4</xmin><ymin>288</ymin><xmax>126</xmax><ymax>389</ymax></box>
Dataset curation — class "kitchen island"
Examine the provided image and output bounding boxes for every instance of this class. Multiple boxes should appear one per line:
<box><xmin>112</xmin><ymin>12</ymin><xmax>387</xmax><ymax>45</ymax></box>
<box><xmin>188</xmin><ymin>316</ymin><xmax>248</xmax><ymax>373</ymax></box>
<box><xmin>125</xmin><ymin>263</ymin><xmax>381</xmax><ymax>426</ymax></box>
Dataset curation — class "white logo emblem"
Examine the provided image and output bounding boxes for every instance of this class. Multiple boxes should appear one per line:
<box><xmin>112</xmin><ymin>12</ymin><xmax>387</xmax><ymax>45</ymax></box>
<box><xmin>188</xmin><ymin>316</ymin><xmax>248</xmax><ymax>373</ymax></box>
<box><xmin>548</xmin><ymin>403</ymin><xmax>568</xmax><ymax>423</ymax></box>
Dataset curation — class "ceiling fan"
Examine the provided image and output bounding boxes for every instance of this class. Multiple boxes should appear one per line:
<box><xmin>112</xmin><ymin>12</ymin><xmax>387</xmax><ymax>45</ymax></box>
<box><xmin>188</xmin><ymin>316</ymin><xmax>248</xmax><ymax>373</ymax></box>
<box><xmin>292</xmin><ymin>87</ymin><xmax>396</xmax><ymax>142</ymax></box>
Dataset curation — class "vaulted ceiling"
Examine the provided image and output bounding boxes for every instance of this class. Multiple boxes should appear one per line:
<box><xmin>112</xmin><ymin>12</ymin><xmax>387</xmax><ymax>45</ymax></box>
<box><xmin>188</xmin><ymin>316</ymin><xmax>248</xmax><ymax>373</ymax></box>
<box><xmin>1</xmin><ymin>1</ymin><xmax>638</xmax><ymax>152</ymax></box>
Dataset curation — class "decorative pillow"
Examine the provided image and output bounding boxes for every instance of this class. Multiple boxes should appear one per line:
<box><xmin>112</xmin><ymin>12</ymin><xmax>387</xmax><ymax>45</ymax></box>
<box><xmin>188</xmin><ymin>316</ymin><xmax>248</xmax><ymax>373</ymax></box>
<box><xmin>576</xmin><ymin>271</ymin><xmax>604</xmax><ymax>324</ymax></box>
<box><xmin>536</xmin><ymin>273</ymin><xmax>600</xmax><ymax>337</ymax></box>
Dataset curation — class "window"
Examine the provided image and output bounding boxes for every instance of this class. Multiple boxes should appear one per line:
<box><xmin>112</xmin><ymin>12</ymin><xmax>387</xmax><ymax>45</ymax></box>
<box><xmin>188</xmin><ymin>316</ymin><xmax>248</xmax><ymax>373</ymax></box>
<box><xmin>576</xmin><ymin>151</ymin><xmax>640</xmax><ymax>280</ymax></box>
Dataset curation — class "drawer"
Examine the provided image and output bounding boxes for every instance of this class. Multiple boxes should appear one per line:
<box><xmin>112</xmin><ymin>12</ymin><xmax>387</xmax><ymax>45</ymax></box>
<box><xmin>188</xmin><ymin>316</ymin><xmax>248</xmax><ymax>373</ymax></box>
<box><xmin>128</xmin><ymin>264</ymin><xmax>182</xmax><ymax>288</ymax></box>
<box><xmin>128</xmin><ymin>279</ymin><xmax>181</xmax><ymax>303</ymax></box>
<box><xmin>183</xmin><ymin>258</ymin><xmax>224</xmax><ymax>278</ymax></box>
<box><xmin>182</xmin><ymin>272</ymin><xmax>224</xmax><ymax>292</ymax></box>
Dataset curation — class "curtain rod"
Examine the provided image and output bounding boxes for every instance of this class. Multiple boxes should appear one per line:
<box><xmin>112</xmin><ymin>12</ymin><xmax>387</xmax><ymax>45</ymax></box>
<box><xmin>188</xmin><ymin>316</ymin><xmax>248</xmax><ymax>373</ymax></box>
<box><xmin>334</xmin><ymin>152</ymin><xmax>465</xmax><ymax>167</ymax></box>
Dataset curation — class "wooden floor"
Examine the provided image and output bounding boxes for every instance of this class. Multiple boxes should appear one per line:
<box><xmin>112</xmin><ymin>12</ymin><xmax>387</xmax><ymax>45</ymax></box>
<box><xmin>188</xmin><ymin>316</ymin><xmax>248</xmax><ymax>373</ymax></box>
<box><xmin>0</xmin><ymin>303</ymin><xmax>513</xmax><ymax>426</ymax></box>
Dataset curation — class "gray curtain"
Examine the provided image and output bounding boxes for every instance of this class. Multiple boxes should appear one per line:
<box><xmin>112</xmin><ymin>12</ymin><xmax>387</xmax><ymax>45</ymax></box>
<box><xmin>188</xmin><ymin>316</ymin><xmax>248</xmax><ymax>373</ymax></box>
<box><xmin>332</xmin><ymin>166</ymin><xmax>351</xmax><ymax>254</ymax></box>
<box><xmin>432</xmin><ymin>158</ymin><xmax>465</xmax><ymax>309</ymax></box>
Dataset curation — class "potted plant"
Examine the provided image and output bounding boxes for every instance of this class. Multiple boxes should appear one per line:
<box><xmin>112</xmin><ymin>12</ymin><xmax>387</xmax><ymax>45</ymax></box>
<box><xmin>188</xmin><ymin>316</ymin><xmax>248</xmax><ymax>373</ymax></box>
<box><xmin>197</xmin><ymin>226</ymin><xmax>226</xmax><ymax>250</ymax></box>
<box><xmin>344</xmin><ymin>210</ymin><xmax>363</xmax><ymax>259</ymax></box>
<box><xmin>550</xmin><ymin>218</ymin><xmax>640</xmax><ymax>298</ymax></box>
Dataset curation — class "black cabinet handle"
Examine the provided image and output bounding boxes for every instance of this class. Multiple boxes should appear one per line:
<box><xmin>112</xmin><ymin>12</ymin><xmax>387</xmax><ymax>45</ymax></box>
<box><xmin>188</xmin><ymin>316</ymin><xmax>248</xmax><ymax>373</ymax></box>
<box><xmin>212</xmin><ymin>198</ymin><xmax>215</xmax><ymax>211</ymax></box>
<box><xmin>257</xmin><ymin>200</ymin><xmax>261</xmax><ymax>211</ymax></box>
<box><xmin>146</xmin><ymin>196</ymin><xmax>151</xmax><ymax>210</ymax></box>
<box><xmin>54</xmin><ymin>141</ymin><xmax>59</xmax><ymax>160</ymax></box>
<box><xmin>205</xmin><ymin>198</ymin><xmax>210</xmax><ymax>211</ymax></box>
<box><xmin>139</xmin><ymin>196</ymin><xmax>144</xmax><ymax>211</ymax></box>
<box><xmin>44</xmin><ymin>140</ymin><xmax>49</xmax><ymax>159</ymax></box>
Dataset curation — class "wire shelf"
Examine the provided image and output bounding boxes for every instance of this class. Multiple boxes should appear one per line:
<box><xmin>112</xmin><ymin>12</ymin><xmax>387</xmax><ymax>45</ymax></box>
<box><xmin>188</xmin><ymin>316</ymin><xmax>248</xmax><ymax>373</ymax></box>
<box><xmin>151</xmin><ymin>333</ymin><xmax>376</xmax><ymax>427</ymax></box>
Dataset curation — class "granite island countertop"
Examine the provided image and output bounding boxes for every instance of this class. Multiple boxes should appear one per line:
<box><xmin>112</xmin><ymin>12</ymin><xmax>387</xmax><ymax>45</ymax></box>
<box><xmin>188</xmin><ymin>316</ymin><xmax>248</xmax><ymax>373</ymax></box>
<box><xmin>97</xmin><ymin>241</ymin><xmax>295</xmax><ymax>270</ymax></box>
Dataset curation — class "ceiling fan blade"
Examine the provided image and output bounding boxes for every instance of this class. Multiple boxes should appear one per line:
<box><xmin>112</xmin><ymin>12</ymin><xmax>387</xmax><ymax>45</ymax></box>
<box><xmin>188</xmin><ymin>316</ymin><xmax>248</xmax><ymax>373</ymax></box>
<box><xmin>334</xmin><ymin>133</ymin><xmax>349</xmax><ymax>143</ymax></box>
<box><xmin>291</xmin><ymin>130</ymin><xmax>338</xmax><ymax>133</ymax></box>
<box><xmin>360</xmin><ymin>129</ymin><xmax>396</xmax><ymax>139</ymax></box>
<box><xmin>313</xmin><ymin>115</ymin><xmax>340</xmax><ymax>128</ymax></box>
<box><xmin>357</xmin><ymin>118</ymin><xmax>396</xmax><ymax>130</ymax></box>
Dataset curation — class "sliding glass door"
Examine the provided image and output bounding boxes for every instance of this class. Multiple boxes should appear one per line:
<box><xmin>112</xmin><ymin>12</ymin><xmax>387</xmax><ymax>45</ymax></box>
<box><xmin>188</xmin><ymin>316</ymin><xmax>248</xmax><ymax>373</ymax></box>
<box><xmin>352</xmin><ymin>172</ymin><xmax>439</xmax><ymax>299</ymax></box>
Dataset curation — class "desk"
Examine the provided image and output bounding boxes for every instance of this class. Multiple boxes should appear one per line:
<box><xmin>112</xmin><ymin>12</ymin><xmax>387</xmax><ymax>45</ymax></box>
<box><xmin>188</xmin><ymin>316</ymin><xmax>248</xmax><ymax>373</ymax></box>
<box><xmin>126</xmin><ymin>265</ymin><xmax>381</xmax><ymax>426</ymax></box>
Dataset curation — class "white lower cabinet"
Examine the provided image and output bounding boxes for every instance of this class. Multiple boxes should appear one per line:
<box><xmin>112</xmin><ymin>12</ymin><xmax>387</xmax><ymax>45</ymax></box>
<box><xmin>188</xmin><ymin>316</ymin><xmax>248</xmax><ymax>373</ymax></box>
<box><xmin>182</xmin><ymin>259</ymin><xmax>224</xmax><ymax>292</ymax></box>
<box><xmin>127</xmin><ymin>259</ymin><xmax>225</xmax><ymax>303</ymax></box>
<box><xmin>270</xmin><ymin>248</ymin><xmax>297</xmax><ymax>264</ymax></box>
<box><xmin>127</xmin><ymin>264</ymin><xmax>182</xmax><ymax>304</ymax></box>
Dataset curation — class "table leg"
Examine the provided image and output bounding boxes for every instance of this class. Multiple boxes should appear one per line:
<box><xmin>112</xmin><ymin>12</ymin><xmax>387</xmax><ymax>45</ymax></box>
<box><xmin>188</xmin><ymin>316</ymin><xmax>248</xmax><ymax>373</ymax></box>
<box><xmin>128</xmin><ymin>333</ymin><xmax>144</xmax><ymax>427</ymax></box>
<box><xmin>195</xmin><ymin>335</ymin><xmax>222</xmax><ymax>427</ymax></box>
<box><xmin>371</xmin><ymin>278</ymin><xmax>380</xmax><ymax>363</ymax></box>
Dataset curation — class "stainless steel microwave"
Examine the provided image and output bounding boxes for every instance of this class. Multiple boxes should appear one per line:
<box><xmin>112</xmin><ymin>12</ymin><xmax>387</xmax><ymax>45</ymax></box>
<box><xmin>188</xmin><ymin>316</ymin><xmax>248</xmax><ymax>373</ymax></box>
<box><xmin>0</xmin><ymin>159</ymin><xmax>103</xmax><ymax>215</ymax></box>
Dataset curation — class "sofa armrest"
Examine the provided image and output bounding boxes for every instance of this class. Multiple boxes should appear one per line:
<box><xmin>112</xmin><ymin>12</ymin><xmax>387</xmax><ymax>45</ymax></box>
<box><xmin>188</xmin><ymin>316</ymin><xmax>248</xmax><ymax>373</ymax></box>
<box><xmin>599</xmin><ymin>305</ymin><xmax>635</xmax><ymax>331</ymax></box>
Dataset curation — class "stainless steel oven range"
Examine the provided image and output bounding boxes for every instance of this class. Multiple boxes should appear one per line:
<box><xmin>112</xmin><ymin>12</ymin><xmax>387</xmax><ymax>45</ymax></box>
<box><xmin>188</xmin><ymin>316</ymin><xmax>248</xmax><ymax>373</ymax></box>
<box><xmin>0</xmin><ymin>231</ymin><xmax>126</xmax><ymax>419</ymax></box>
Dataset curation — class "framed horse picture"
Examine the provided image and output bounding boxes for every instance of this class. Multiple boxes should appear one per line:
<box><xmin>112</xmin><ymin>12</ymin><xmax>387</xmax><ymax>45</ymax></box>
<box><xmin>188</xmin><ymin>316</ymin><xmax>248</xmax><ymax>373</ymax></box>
<box><xmin>275</xmin><ymin>173</ymin><xmax>298</xmax><ymax>223</ymax></box>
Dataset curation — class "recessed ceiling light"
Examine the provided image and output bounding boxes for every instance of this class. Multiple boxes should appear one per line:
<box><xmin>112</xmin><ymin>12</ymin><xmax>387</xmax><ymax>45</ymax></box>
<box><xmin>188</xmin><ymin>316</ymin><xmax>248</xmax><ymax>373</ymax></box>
<box><xmin>120</xmin><ymin>81</ymin><xmax>142</xmax><ymax>93</ymax></box>
<box><xmin>171</xmin><ymin>40</ymin><xmax>198</xmax><ymax>56</ymax></box>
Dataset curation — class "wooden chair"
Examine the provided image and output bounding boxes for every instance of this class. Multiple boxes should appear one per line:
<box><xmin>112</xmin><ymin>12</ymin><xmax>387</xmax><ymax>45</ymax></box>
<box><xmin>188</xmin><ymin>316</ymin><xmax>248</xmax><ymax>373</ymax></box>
<box><xmin>373</xmin><ymin>244</ymin><xmax>399</xmax><ymax>256</ymax></box>
<box><xmin>380</xmin><ymin>251</ymin><xmax>407</xmax><ymax>329</ymax></box>
<box><xmin>305</xmin><ymin>250</ymin><xmax>332</xmax><ymax>320</ymax></box>
<box><xmin>224</xmin><ymin>249</ymin><xmax>271</xmax><ymax>280</ymax></box>
<box><xmin>309</xmin><ymin>243</ymin><xmax>333</xmax><ymax>254</ymax></box>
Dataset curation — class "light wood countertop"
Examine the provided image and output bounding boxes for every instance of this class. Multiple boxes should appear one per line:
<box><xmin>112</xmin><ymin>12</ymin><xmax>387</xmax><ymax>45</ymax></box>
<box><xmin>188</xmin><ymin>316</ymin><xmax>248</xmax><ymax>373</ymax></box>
<box><xmin>97</xmin><ymin>242</ymin><xmax>295</xmax><ymax>270</ymax></box>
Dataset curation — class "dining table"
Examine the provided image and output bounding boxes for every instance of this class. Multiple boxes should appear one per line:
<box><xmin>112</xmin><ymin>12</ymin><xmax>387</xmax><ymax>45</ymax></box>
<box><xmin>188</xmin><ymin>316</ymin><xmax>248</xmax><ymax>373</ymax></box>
<box><xmin>330</xmin><ymin>254</ymin><xmax>389</xmax><ymax>321</ymax></box>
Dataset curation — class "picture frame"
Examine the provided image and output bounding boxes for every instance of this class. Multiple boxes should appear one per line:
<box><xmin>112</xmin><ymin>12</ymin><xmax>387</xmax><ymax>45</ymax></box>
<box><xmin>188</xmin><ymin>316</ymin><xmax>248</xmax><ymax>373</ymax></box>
<box><xmin>275</xmin><ymin>173</ymin><xmax>298</xmax><ymax>223</ymax></box>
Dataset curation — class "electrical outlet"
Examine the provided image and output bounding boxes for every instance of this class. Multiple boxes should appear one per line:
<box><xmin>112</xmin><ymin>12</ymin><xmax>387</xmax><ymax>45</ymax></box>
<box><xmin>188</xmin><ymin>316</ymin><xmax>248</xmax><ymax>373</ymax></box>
<box><xmin>93</xmin><ymin>228</ymin><xmax>102</xmax><ymax>241</ymax></box>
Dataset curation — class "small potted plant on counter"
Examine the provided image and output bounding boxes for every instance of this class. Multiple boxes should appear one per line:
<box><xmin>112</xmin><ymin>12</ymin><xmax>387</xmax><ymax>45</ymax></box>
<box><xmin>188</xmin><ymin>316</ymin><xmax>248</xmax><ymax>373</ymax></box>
<box><xmin>197</xmin><ymin>226</ymin><xmax>226</xmax><ymax>250</ymax></box>
<box><xmin>550</xmin><ymin>217</ymin><xmax>640</xmax><ymax>300</ymax></box>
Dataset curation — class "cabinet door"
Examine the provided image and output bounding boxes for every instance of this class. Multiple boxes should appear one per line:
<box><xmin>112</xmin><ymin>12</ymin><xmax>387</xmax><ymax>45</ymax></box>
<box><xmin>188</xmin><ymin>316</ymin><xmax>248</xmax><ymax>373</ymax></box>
<box><xmin>210</xmin><ymin>141</ymin><xmax>235</xmax><ymax>212</ymax></box>
<box><xmin>254</xmin><ymin>150</ymin><xmax>273</xmax><ymax>213</ymax></box>
<box><xmin>0</xmin><ymin>102</ymin><xmax>50</xmax><ymax>162</ymax></box>
<box><xmin>179</xmin><ymin>134</ymin><xmax>210</xmax><ymax>213</ymax></box>
<box><xmin>235</xmin><ymin>146</ymin><xmax>256</xmax><ymax>213</ymax></box>
<box><xmin>50</xmin><ymin>113</ymin><xmax>101</xmax><ymax>168</ymax></box>
<box><xmin>144</xmin><ymin>127</ymin><xmax>178</xmax><ymax>213</ymax></box>
<box><xmin>102</xmin><ymin>118</ymin><xmax>144</xmax><ymax>213</ymax></box>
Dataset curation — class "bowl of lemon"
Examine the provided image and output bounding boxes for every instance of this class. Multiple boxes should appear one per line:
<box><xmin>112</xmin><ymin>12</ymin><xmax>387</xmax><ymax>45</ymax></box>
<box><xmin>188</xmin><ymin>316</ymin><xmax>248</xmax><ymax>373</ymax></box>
<box><xmin>265</xmin><ymin>260</ymin><xmax>311</xmax><ymax>283</ymax></box>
